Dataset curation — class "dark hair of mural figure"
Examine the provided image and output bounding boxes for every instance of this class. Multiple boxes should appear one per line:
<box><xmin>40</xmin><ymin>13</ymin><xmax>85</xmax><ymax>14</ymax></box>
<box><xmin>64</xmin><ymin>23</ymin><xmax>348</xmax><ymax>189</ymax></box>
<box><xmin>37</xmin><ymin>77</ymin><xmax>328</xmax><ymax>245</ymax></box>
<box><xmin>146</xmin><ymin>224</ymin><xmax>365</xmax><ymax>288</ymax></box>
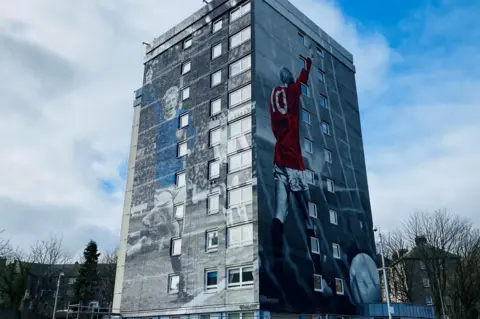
<box><xmin>279</xmin><ymin>67</ymin><xmax>295</xmax><ymax>85</ymax></box>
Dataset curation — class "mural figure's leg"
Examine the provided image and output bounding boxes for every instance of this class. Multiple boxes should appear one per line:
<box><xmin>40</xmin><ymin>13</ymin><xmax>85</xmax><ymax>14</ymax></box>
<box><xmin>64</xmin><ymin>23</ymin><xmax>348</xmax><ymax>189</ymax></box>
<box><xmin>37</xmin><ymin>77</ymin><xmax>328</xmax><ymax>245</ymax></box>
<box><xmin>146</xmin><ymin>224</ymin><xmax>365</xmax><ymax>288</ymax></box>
<box><xmin>272</xmin><ymin>165</ymin><xmax>289</xmax><ymax>277</ymax></box>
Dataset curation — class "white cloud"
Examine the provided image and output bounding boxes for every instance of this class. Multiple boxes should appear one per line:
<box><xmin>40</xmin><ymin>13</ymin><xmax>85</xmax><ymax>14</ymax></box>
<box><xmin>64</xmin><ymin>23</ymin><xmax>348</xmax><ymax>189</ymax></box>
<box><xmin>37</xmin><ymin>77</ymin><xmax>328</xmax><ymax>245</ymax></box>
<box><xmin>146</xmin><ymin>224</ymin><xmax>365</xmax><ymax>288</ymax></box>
<box><xmin>0</xmin><ymin>0</ymin><xmax>478</xmax><ymax>255</ymax></box>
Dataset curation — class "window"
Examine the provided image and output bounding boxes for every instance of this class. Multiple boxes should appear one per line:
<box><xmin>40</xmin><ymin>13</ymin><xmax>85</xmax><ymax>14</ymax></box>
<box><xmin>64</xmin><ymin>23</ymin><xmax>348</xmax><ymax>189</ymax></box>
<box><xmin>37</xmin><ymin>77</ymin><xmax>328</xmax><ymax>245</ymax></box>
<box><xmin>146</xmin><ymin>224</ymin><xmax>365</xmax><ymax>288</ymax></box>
<box><xmin>301</xmin><ymin>84</ymin><xmax>309</xmax><ymax>96</ymax></box>
<box><xmin>213</xmin><ymin>19</ymin><xmax>222</xmax><ymax>33</ymax></box>
<box><xmin>332</xmin><ymin>243</ymin><xmax>341</xmax><ymax>259</ymax></box>
<box><xmin>209</xmin><ymin>160</ymin><xmax>220</xmax><ymax>179</ymax></box>
<box><xmin>174</xmin><ymin>204</ymin><xmax>185</xmax><ymax>219</ymax></box>
<box><xmin>181</xmin><ymin>87</ymin><xmax>190</xmax><ymax>100</ymax></box>
<box><xmin>326</xmin><ymin>178</ymin><xmax>335</xmax><ymax>193</ymax></box>
<box><xmin>230</xmin><ymin>26</ymin><xmax>251</xmax><ymax>49</ymax></box>
<box><xmin>229</xmin><ymin>116</ymin><xmax>251</xmax><ymax>138</ymax></box>
<box><xmin>183</xmin><ymin>37</ymin><xmax>192</xmax><ymax>50</ymax></box>
<box><xmin>211</xmin><ymin>98</ymin><xmax>222</xmax><ymax>116</ymax></box>
<box><xmin>314</xmin><ymin>274</ymin><xmax>323</xmax><ymax>292</ymax></box>
<box><xmin>423</xmin><ymin>278</ymin><xmax>430</xmax><ymax>287</ymax></box>
<box><xmin>171</xmin><ymin>238</ymin><xmax>182</xmax><ymax>256</ymax></box>
<box><xmin>299</xmin><ymin>55</ymin><xmax>306</xmax><ymax>69</ymax></box>
<box><xmin>310</xmin><ymin>237</ymin><xmax>320</xmax><ymax>254</ymax></box>
<box><xmin>206</xmin><ymin>230</ymin><xmax>219</xmax><ymax>250</ymax></box>
<box><xmin>208</xmin><ymin>194</ymin><xmax>220</xmax><ymax>214</ymax></box>
<box><xmin>230</xmin><ymin>55</ymin><xmax>251</xmax><ymax>78</ymax></box>
<box><xmin>181</xmin><ymin>61</ymin><xmax>191</xmax><ymax>75</ymax></box>
<box><xmin>227</xmin><ymin>265</ymin><xmax>253</xmax><ymax>288</ymax></box>
<box><xmin>320</xmin><ymin>95</ymin><xmax>328</xmax><ymax>108</ymax></box>
<box><xmin>230</xmin><ymin>2</ymin><xmax>251</xmax><ymax>21</ymax></box>
<box><xmin>308</xmin><ymin>202</ymin><xmax>317</xmax><ymax>218</ymax></box>
<box><xmin>316</xmin><ymin>46</ymin><xmax>325</xmax><ymax>57</ymax></box>
<box><xmin>227</xmin><ymin>314</ymin><xmax>255</xmax><ymax>319</ymax></box>
<box><xmin>324</xmin><ymin>149</ymin><xmax>332</xmax><ymax>163</ymax></box>
<box><xmin>168</xmin><ymin>274</ymin><xmax>180</xmax><ymax>293</ymax></box>
<box><xmin>302</xmin><ymin>109</ymin><xmax>311</xmax><ymax>124</ymax></box>
<box><xmin>335</xmin><ymin>278</ymin><xmax>344</xmax><ymax>295</ymax></box>
<box><xmin>228</xmin><ymin>149</ymin><xmax>252</xmax><ymax>173</ymax></box>
<box><xmin>426</xmin><ymin>295</ymin><xmax>433</xmax><ymax>305</ymax></box>
<box><xmin>298</xmin><ymin>32</ymin><xmax>305</xmax><ymax>44</ymax></box>
<box><xmin>211</xmin><ymin>70</ymin><xmax>222</xmax><ymax>87</ymax></box>
<box><xmin>304</xmin><ymin>138</ymin><xmax>313</xmax><ymax>153</ymax></box>
<box><xmin>321</xmin><ymin>121</ymin><xmax>331</xmax><ymax>135</ymax></box>
<box><xmin>210</xmin><ymin>128</ymin><xmax>221</xmax><ymax>146</ymax></box>
<box><xmin>212</xmin><ymin>43</ymin><xmax>222</xmax><ymax>59</ymax></box>
<box><xmin>68</xmin><ymin>278</ymin><xmax>76</xmax><ymax>285</ymax></box>
<box><xmin>229</xmin><ymin>84</ymin><xmax>251</xmax><ymax>108</ymax></box>
<box><xmin>420</xmin><ymin>261</ymin><xmax>426</xmax><ymax>270</ymax></box>
<box><xmin>228</xmin><ymin>185</ymin><xmax>252</xmax><ymax>207</ymax></box>
<box><xmin>179</xmin><ymin>112</ymin><xmax>189</xmax><ymax>128</ymax></box>
<box><xmin>227</xmin><ymin>223</ymin><xmax>253</xmax><ymax>247</ymax></box>
<box><xmin>329</xmin><ymin>209</ymin><xmax>338</xmax><ymax>225</ymax></box>
<box><xmin>318</xmin><ymin>70</ymin><xmax>325</xmax><ymax>82</ymax></box>
<box><xmin>205</xmin><ymin>270</ymin><xmax>218</xmax><ymax>291</ymax></box>
<box><xmin>176</xmin><ymin>172</ymin><xmax>186</xmax><ymax>188</ymax></box>
<box><xmin>177</xmin><ymin>141</ymin><xmax>187</xmax><ymax>157</ymax></box>
<box><xmin>305</xmin><ymin>170</ymin><xmax>315</xmax><ymax>185</ymax></box>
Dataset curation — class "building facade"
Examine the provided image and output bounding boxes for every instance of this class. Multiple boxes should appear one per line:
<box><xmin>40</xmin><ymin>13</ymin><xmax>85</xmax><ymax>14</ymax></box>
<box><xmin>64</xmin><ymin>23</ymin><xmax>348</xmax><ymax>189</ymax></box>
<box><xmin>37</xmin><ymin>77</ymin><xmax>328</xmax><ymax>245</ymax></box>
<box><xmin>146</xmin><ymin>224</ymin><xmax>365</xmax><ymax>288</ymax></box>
<box><xmin>114</xmin><ymin>0</ymin><xmax>380</xmax><ymax>318</ymax></box>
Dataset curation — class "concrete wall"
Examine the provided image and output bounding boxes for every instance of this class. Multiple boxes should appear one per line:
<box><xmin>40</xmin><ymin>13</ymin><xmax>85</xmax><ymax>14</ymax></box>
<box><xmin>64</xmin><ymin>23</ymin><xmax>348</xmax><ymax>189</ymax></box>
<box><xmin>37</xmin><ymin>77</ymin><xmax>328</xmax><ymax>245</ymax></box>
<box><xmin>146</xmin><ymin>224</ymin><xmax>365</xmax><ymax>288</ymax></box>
<box><xmin>120</xmin><ymin>1</ymin><xmax>256</xmax><ymax>317</ymax></box>
<box><xmin>253</xmin><ymin>0</ymin><xmax>380</xmax><ymax>315</ymax></box>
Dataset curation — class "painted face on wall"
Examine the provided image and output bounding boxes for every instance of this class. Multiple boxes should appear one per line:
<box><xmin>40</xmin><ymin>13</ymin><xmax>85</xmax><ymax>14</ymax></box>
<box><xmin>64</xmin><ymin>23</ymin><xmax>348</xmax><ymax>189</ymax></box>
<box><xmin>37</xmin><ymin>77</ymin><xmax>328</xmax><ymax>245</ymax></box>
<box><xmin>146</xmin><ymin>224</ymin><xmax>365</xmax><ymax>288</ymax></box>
<box><xmin>162</xmin><ymin>86</ymin><xmax>179</xmax><ymax>121</ymax></box>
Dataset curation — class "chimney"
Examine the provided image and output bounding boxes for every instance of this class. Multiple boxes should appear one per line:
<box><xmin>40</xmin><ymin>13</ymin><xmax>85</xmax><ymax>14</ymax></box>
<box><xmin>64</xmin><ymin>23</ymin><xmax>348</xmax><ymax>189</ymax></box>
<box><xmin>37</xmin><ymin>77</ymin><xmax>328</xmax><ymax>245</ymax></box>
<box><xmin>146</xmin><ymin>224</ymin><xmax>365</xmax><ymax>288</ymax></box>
<box><xmin>415</xmin><ymin>236</ymin><xmax>427</xmax><ymax>246</ymax></box>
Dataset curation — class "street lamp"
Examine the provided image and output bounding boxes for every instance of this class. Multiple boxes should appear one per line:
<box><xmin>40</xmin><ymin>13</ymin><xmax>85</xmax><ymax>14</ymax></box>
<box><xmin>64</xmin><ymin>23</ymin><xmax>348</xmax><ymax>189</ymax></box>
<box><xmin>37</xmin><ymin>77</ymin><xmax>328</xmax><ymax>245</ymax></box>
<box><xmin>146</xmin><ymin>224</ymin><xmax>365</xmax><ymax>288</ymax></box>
<box><xmin>374</xmin><ymin>226</ymin><xmax>393</xmax><ymax>319</ymax></box>
<box><xmin>52</xmin><ymin>272</ymin><xmax>64</xmax><ymax>319</ymax></box>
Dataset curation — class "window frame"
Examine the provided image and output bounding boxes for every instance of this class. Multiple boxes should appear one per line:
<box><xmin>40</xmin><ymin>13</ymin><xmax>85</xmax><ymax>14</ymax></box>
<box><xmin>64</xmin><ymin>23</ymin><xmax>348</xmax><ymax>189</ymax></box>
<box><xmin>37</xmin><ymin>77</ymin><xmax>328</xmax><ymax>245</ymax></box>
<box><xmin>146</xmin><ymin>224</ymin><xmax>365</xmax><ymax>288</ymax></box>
<box><xmin>324</xmin><ymin>148</ymin><xmax>332</xmax><ymax>163</ymax></box>
<box><xmin>316</xmin><ymin>45</ymin><xmax>325</xmax><ymax>57</ymax></box>
<box><xmin>299</xmin><ymin>55</ymin><xmax>307</xmax><ymax>69</ymax></box>
<box><xmin>178</xmin><ymin>112</ymin><xmax>189</xmax><ymax>128</ymax></box>
<box><xmin>332</xmin><ymin>243</ymin><xmax>341</xmax><ymax>259</ymax></box>
<box><xmin>181</xmin><ymin>87</ymin><xmax>190</xmax><ymax>101</ymax></box>
<box><xmin>227</xmin><ymin>265</ymin><xmax>254</xmax><ymax>288</ymax></box>
<box><xmin>229</xmin><ymin>55</ymin><xmax>251</xmax><ymax>78</ymax></box>
<box><xmin>426</xmin><ymin>295</ymin><xmax>433</xmax><ymax>305</ymax></box>
<box><xmin>228</xmin><ymin>149</ymin><xmax>252</xmax><ymax>173</ymax></box>
<box><xmin>300</xmin><ymin>84</ymin><xmax>309</xmax><ymax>97</ymax></box>
<box><xmin>308</xmin><ymin>201</ymin><xmax>317</xmax><ymax>218</ymax></box>
<box><xmin>320</xmin><ymin>94</ymin><xmax>328</xmax><ymax>108</ymax></box>
<box><xmin>208</xmin><ymin>193</ymin><xmax>220</xmax><ymax>215</ymax></box>
<box><xmin>230</xmin><ymin>1</ymin><xmax>251</xmax><ymax>22</ymax></box>
<box><xmin>228</xmin><ymin>84</ymin><xmax>251</xmax><ymax>108</ymax></box>
<box><xmin>227</xmin><ymin>223</ymin><xmax>253</xmax><ymax>248</ymax></box>
<box><xmin>305</xmin><ymin>170</ymin><xmax>315</xmax><ymax>185</ymax></box>
<box><xmin>181</xmin><ymin>61</ymin><xmax>191</xmax><ymax>75</ymax></box>
<box><xmin>302</xmin><ymin>109</ymin><xmax>311</xmax><ymax>124</ymax></box>
<box><xmin>209</xmin><ymin>159</ymin><xmax>220</xmax><ymax>179</ymax></box>
<box><xmin>304</xmin><ymin>138</ymin><xmax>313</xmax><ymax>154</ymax></box>
<box><xmin>298</xmin><ymin>31</ymin><xmax>305</xmax><ymax>44</ymax></box>
<box><xmin>175</xmin><ymin>171</ymin><xmax>186</xmax><ymax>188</ymax></box>
<box><xmin>423</xmin><ymin>278</ymin><xmax>430</xmax><ymax>287</ymax></box>
<box><xmin>212</xmin><ymin>19</ymin><xmax>223</xmax><ymax>33</ymax></box>
<box><xmin>228</xmin><ymin>185</ymin><xmax>252</xmax><ymax>208</ymax></box>
<box><xmin>177</xmin><ymin>141</ymin><xmax>188</xmax><ymax>158</ymax></box>
<box><xmin>310</xmin><ymin>237</ymin><xmax>320</xmax><ymax>254</ymax></box>
<box><xmin>168</xmin><ymin>274</ymin><xmax>180</xmax><ymax>293</ymax></box>
<box><xmin>206</xmin><ymin>229</ymin><xmax>219</xmax><ymax>251</ymax></box>
<box><xmin>212</xmin><ymin>42</ymin><xmax>222</xmax><ymax>60</ymax></box>
<box><xmin>329</xmin><ymin>209</ymin><xmax>338</xmax><ymax>225</ymax></box>
<box><xmin>326</xmin><ymin>178</ymin><xmax>335</xmax><ymax>193</ymax></box>
<box><xmin>170</xmin><ymin>238</ymin><xmax>182</xmax><ymax>256</ymax></box>
<box><xmin>229</xmin><ymin>26</ymin><xmax>251</xmax><ymax>49</ymax></box>
<box><xmin>313</xmin><ymin>274</ymin><xmax>323</xmax><ymax>292</ymax></box>
<box><xmin>183</xmin><ymin>37</ymin><xmax>192</xmax><ymax>50</ymax></box>
<box><xmin>205</xmin><ymin>269</ymin><xmax>218</xmax><ymax>291</ymax></box>
<box><xmin>228</xmin><ymin>116</ymin><xmax>252</xmax><ymax>139</ymax></box>
<box><xmin>211</xmin><ymin>70</ymin><xmax>222</xmax><ymax>87</ymax></box>
<box><xmin>209</xmin><ymin>127</ymin><xmax>221</xmax><ymax>146</ymax></box>
<box><xmin>321</xmin><ymin>121</ymin><xmax>331</xmax><ymax>135</ymax></box>
<box><xmin>318</xmin><ymin>69</ymin><xmax>325</xmax><ymax>82</ymax></box>
<box><xmin>211</xmin><ymin>98</ymin><xmax>222</xmax><ymax>116</ymax></box>
<box><xmin>335</xmin><ymin>278</ymin><xmax>344</xmax><ymax>295</ymax></box>
<box><xmin>174</xmin><ymin>203</ymin><xmax>185</xmax><ymax>219</ymax></box>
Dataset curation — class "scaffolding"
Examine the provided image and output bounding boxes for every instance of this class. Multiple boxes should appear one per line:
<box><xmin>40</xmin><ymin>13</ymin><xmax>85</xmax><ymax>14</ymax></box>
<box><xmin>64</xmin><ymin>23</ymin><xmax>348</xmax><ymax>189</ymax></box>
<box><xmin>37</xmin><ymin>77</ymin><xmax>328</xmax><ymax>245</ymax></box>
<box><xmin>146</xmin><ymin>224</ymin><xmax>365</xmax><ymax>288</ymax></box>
<box><xmin>54</xmin><ymin>302</ymin><xmax>122</xmax><ymax>319</ymax></box>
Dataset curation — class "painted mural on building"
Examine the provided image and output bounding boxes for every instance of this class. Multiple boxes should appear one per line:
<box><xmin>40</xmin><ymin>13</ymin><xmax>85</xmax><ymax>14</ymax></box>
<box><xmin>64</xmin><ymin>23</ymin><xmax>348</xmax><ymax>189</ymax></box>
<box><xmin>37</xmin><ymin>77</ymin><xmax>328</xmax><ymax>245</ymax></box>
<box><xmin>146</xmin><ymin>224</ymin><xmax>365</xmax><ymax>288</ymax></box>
<box><xmin>254</xmin><ymin>0</ymin><xmax>381</xmax><ymax>313</ymax></box>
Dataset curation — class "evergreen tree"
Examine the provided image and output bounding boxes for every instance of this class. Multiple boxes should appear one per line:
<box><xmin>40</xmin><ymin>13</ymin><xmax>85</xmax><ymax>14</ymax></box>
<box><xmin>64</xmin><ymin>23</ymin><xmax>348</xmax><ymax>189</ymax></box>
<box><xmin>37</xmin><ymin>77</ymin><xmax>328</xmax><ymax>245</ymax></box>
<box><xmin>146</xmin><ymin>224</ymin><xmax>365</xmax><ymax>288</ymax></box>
<box><xmin>73</xmin><ymin>240</ymin><xmax>101</xmax><ymax>304</ymax></box>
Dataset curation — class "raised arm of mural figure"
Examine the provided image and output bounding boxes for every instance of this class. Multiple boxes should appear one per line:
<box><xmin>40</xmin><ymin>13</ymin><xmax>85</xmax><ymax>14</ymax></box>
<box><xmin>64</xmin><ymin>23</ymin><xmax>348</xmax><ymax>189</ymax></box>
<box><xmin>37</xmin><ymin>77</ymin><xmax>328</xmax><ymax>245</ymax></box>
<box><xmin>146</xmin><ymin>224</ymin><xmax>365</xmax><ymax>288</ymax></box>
<box><xmin>295</xmin><ymin>57</ymin><xmax>312</xmax><ymax>89</ymax></box>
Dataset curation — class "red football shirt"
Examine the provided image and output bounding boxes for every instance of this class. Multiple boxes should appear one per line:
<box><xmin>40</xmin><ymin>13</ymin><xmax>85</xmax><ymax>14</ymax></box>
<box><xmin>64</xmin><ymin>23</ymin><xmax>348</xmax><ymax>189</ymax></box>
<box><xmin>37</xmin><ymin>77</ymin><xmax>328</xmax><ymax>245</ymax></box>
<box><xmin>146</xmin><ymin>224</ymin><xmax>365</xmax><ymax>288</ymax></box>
<box><xmin>270</xmin><ymin>58</ymin><xmax>311</xmax><ymax>171</ymax></box>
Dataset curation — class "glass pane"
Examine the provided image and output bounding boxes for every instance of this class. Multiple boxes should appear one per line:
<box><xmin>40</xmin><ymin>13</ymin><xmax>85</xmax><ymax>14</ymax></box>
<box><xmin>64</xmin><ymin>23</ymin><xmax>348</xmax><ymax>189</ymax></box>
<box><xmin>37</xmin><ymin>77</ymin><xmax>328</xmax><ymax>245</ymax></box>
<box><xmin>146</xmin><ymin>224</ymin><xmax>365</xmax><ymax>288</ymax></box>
<box><xmin>229</xmin><ymin>90</ymin><xmax>241</xmax><ymax>106</ymax></box>
<box><xmin>242</xmin><ymin>56</ymin><xmax>251</xmax><ymax>70</ymax></box>
<box><xmin>242</xmin><ymin>2</ymin><xmax>251</xmax><ymax>14</ymax></box>
<box><xmin>242</xmin><ymin>150</ymin><xmax>252</xmax><ymax>166</ymax></box>
<box><xmin>229</xmin><ymin>121</ymin><xmax>241</xmax><ymax>137</ymax></box>
<box><xmin>207</xmin><ymin>272</ymin><xmax>217</xmax><ymax>285</ymax></box>
<box><xmin>209</xmin><ymin>195</ymin><xmax>219</xmax><ymax>211</ymax></box>
<box><xmin>180</xmin><ymin>114</ymin><xmax>188</xmax><ymax>127</ymax></box>
<box><xmin>175</xmin><ymin>204</ymin><xmax>184</xmax><ymax>218</ymax></box>
<box><xmin>211</xmin><ymin>99</ymin><xmax>221</xmax><ymax>114</ymax></box>
<box><xmin>243</xmin><ymin>117</ymin><xmax>251</xmax><ymax>132</ymax></box>
<box><xmin>228</xmin><ymin>269</ymin><xmax>240</xmax><ymax>283</ymax></box>
<box><xmin>228</xmin><ymin>314</ymin><xmax>240</xmax><ymax>319</ymax></box>
<box><xmin>231</xmin><ymin>8</ymin><xmax>241</xmax><ymax>21</ymax></box>
<box><xmin>170</xmin><ymin>276</ymin><xmax>179</xmax><ymax>290</ymax></box>
<box><xmin>314</xmin><ymin>275</ymin><xmax>322</xmax><ymax>290</ymax></box>
<box><xmin>229</xmin><ymin>227</ymin><xmax>242</xmax><ymax>245</ymax></box>
<box><xmin>242</xmin><ymin>85</ymin><xmax>251</xmax><ymax>101</ymax></box>
<box><xmin>229</xmin><ymin>189</ymin><xmax>241</xmax><ymax>206</ymax></box>
<box><xmin>242</xmin><ymin>224</ymin><xmax>253</xmax><ymax>242</ymax></box>
<box><xmin>336</xmin><ymin>279</ymin><xmax>343</xmax><ymax>292</ymax></box>
<box><xmin>242</xmin><ymin>27</ymin><xmax>251</xmax><ymax>41</ymax></box>
<box><xmin>230</xmin><ymin>62</ymin><xmax>241</xmax><ymax>77</ymax></box>
<box><xmin>242</xmin><ymin>313</ymin><xmax>254</xmax><ymax>319</ymax></box>
<box><xmin>242</xmin><ymin>267</ymin><xmax>253</xmax><ymax>282</ymax></box>
<box><xmin>301</xmin><ymin>85</ymin><xmax>308</xmax><ymax>95</ymax></box>
<box><xmin>209</xmin><ymin>231</ymin><xmax>218</xmax><ymax>246</ymax></box>
<box><xmin>230</xmin><ymin>34</ymin><xmax>240</xmax><ymax>48</ymax></box>
<box><xmin>229</xmin><ymin>154</ymin><xmax>241</xmax><ymax>171</ymax></box>
<box><xmin>242</xmin><ymin>186</ymin><xmax>252</xmax><ymax>202</ymax></box>
<box><xmin>177</xmin><ymin>173</ymin><xmax>185</xmax><ymax>187</ymax></box>
<box><xmin>210</xmin><ymin>161</ymin><xmax>219</xmax><ymax>177</ymax></box>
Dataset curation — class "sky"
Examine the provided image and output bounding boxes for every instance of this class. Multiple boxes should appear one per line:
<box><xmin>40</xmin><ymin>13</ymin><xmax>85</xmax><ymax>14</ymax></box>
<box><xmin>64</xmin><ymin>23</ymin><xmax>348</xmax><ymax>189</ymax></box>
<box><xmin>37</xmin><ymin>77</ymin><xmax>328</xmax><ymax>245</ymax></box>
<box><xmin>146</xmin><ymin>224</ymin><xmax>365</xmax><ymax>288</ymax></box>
<box><xmin>0</xmin><ymin>0</ymin><xmax>479</xmax><ymax>257</ymax></box>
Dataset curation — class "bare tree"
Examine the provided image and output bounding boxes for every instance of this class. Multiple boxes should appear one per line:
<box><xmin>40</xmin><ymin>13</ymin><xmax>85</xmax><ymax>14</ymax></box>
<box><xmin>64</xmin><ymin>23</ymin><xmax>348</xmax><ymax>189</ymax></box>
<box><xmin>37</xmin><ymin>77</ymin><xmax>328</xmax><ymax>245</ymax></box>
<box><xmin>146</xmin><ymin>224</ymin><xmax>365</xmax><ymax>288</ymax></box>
<box><xmin>99</xmin><ymin>249</ymin><xmax>117</xmax><ymax>305</ymax></box>
<box><xmin>404</xmin><ymin>209</ymin><xmax>473</xmax><ymax>318</ymax></box>
<box><xmin>382</xmin><ymin>230</ymin><xmax>416</xmax><ymax>303</ymax></box>
<box><xmin>0</xmin><ymin>229</ymin><xmax>13</xmax><ymax>258</ymax></box>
